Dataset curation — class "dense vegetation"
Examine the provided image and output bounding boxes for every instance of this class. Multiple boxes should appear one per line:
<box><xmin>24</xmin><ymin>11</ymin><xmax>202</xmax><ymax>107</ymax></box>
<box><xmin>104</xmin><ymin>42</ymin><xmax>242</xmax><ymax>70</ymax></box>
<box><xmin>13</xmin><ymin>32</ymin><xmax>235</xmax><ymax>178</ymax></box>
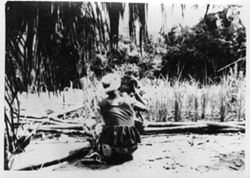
<box><xmin>5</xmin><ymin>1</ymin><xmax>148</xmax><ymax>92</ymax></box>
<box><xmin>6</xmin><ymin>2</ymin><xmax>245</xmax><ymax>92</ymax></box>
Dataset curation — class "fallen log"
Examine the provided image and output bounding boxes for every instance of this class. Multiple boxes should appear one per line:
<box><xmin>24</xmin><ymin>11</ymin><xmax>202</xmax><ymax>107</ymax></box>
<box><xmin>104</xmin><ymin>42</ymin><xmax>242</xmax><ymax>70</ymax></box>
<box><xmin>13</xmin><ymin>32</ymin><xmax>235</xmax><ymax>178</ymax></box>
<box><xmin>146</xmin><ymin>121</ymin><xmax>197</xmax><ymax>128</ymax></box>
<box><xmin>35</xmin><ymin>128</ymin><xmax>86</xmax><ymax>135</ymax></box>
<box><xmin>48</xmin><ymin>104</ymin><xmax>84</xmax><ymax>119</ymax></box>
<box><xmin>215</xmin><ymin>127</ymin><xmax>245</xmax><ymax>133</ymax></box>
<box><xmin>10</xmin><ymin>142</ymin><xmax>91</xmax><ymax>170</ymax></box>
<box><xmin>19</xmin><ymin>118</ymin><xmax>59</xmax><ymax>125</ymax></box>
<box><xmin>19</xmin><ymin>112</ymin><xmax>47</xmax><ymax>119</ymax></box>
<box><xmin>207</xmin><ymin>122</ymin><xmax>245</xmax><ymax>131</ymax></box>
<box><xmin>29</xmin><ymin>123</ymin><xmax>83</xmax><ymax>131</ymax></box>
<box><xmin>146</xmin><ymin>121</ymin><xmax>245</xmax><ymax>127</ymax></box>
<box><xmin>19</xmin><ymin>116</ymin><xmax>79</xmax><ymax>125</ymax></box>
<box><xmin>48</xmin><ymin>116</ymin><xmax>80</xmax><ymax>124</ymax></box>
<box><xmin>143</xmin><ymin>124</ymin><xmax>208</xmax><ymax>134</ymax></box>
<box><xmin>145</xmin><ymin>121</ymin><xmax>245</xmax><ymax>128</ymax></box>
<box><xmin>224</xmin><ymin>121</ymin><xmax>245</xmax><ymax>126</ymax></box>
<box><xmin>142</xmin><ymin>123</ymin><xmax>245</xmax><ymax>135</ymax></box>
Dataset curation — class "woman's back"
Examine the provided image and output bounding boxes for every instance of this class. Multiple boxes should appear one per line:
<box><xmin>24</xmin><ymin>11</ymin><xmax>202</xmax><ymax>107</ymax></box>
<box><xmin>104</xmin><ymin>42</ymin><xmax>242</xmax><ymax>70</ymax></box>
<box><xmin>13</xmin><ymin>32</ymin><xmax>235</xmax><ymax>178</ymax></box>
<box><xmin>99</xmin><ymin>96</ymin><xmax>135</xmax><ymax>126</ymax></box>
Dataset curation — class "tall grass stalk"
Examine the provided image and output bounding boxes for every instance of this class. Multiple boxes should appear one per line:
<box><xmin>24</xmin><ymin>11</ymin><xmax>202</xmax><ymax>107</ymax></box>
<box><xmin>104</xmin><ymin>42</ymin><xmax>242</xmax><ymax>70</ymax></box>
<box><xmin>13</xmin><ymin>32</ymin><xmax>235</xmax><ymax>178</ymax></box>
<box><xmin>201</xmin><ymin>88</ymin><xmax>209</xmax><ymax>120</ymax></box>
<box><xmin>194</xmin><ymin>96</ymin><xmax>199</xmax><ymax>122</ymax></box>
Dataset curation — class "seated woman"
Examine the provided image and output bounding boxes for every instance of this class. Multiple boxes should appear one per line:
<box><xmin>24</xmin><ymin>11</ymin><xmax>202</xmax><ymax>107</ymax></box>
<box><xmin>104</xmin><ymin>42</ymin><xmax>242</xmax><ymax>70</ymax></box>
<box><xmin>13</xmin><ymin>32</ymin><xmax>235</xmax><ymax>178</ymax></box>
<box><xmin>96</xmin><ymin>73</ymin><xmax>141</xmax><ymax>163</ymax></box>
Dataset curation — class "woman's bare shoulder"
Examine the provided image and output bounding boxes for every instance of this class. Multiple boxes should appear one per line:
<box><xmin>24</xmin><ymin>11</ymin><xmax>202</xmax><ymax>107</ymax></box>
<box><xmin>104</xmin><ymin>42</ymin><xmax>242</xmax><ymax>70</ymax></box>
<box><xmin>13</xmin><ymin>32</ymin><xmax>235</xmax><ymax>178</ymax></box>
<box><xmin>120</xmin><ymin>92</ymin><xmax>133</xmax><ymax>104</ymax></box>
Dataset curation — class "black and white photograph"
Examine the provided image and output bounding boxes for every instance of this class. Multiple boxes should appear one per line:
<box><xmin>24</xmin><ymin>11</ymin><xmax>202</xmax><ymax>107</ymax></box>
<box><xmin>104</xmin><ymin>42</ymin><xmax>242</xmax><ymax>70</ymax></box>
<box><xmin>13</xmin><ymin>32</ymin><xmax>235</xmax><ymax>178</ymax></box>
<box><xmin>2</xmin><ymin>0</ymin><xmax>249</xmax><ymax>177</ymax></box>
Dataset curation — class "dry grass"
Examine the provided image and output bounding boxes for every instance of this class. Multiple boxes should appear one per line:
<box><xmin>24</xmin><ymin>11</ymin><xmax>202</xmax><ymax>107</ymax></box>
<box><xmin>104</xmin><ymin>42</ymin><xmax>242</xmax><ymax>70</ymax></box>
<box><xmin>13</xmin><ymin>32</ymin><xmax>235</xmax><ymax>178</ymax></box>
<box><xmin>16</xmin><ymin>66</ymin><xmax>246</xmax><ymax>124</ymax></box>
<box><xmin>141</xmin><ymin>69</ymin><xmax>245</xmax><ymax>122</ymax></box>
<box><xmin>71</xmin><ymin>67</ymin><xmax>245</xmax><ymax>123</ymax></box>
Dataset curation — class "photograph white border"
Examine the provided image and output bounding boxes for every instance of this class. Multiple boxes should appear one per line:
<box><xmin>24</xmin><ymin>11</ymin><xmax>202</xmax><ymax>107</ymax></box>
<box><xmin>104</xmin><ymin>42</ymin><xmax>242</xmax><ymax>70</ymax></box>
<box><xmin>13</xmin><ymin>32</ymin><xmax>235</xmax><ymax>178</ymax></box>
<box><xmin>0</xmin><ymin>0</ymin><xmax>249</xmax><ymax>177</ymax></box>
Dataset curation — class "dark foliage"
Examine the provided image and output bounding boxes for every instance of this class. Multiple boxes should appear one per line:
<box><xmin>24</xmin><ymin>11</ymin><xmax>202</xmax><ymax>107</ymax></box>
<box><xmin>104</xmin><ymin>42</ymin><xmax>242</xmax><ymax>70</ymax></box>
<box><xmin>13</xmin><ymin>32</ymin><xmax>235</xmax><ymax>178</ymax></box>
<box><xmin>158</xmin><ymin>6</ymin><xmax>246</xmax><ymax>83</ymax></box>
<box><xmin>6</xmin><ymin>2</ymin><xmax>149</xmax><ymax>91</ymax></box>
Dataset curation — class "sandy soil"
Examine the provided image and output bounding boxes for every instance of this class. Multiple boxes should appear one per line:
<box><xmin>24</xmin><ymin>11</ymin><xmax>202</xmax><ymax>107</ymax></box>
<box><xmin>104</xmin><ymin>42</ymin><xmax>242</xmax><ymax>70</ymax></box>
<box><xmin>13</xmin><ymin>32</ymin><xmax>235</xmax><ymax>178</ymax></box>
<box><xmin>45</xmin><ymin>133</ymin><xmax>245</xmax><ymax>174</ymax></box>
<box><xmin>13</xmin><ymin>93</ymin><xmax>245</xmax><ymax>174</ymax></box>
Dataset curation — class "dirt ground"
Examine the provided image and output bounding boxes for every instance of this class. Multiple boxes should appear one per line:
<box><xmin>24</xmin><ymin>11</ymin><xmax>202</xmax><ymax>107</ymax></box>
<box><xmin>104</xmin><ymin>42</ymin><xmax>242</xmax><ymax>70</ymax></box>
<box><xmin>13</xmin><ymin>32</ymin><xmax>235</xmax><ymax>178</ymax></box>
<box><xmin>41</xmin><ymin>132</ymin><xmax>245</xmax><ymax>174</ymax></box>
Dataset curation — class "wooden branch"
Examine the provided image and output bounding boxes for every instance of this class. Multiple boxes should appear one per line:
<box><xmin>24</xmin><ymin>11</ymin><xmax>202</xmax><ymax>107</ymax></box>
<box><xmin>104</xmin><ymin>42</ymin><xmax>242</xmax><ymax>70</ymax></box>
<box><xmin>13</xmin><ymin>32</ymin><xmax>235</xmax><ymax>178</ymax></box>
<box><xmin>35</xmin><ymin>129</ymin><xmax>86</xmax><ymax>135</ymax></box>
<box><xmin>204</xmin><ymin>4</ymin><xmax>210</xmax><ymax>19</ymax></box>
<box><xmin>146</xmin><ymin>121</ymin><xmax>245</xmax><ymax>128</ymax></box>
<box><xmin>146</xmin><ymin>121</ymin><xmax>196</xmax><ymax>128</ymax></box>
<box><xmin>19</xmin><ymin>118</ymin><xmax>59</xmax><ymax>125</ymax></box>
<box><xmin>225</xmin><ymin>121</ymin><xmax>245</xmax><ymax>126</ymax></box>
<box><xmin>143</xmin><ymin>122</ymin><xmax>245</xmax><ymax>134</ymax></box>
<box><xmin>11</xmin><ymin>142</ymin><xmax>91</xmax><ymax>170</ymax></box>
<box><xmin>19</xmin><ymin>116</ymin><xmax>81</xmax><ymax>125</ymax></box>
<box><xmin>207</xmin><ymin>122</ymin><xmax>245</xmax><ymax>130</ymax></box>
<box><xmin>217</xmin><ymin>57</ymin><xmax>246</xmax><ymax>72</ymax></box>
<box><xmin>48</xmin><ymin>105</ymin><xmax>84</xmax><ymax>118</ymax></box>
<box><xmin>215</xmin><ymin>127</ymin><xmax>244</xmax><ymax>133</ymax></box>
<box><xmin>48</xmin><ymin>116</ymin><xmax>80</xmax><ymax>124</ymax></box>
<box><xmin>143</xmin><ymin>124</ymin><xmax>208</xmax><ymax>134</ymax></box>
<box><xmin>19</xmin><ymin>104</ymin><xmax>84</xmax><ymax>124</ymax></box>
<box><xmin>30</xmin><ymin>123</ymin><xmax>83</xmax><ymax>131</ymax></box>
<box><xmin>19</xmin><ymin>115</ymin><xmax>47</xmax><ymax>119</ymax></box>
<box><xmin>19</xmin><ymin>117</ymin><xmax>81</xmax><ymax>126</ymax></box>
